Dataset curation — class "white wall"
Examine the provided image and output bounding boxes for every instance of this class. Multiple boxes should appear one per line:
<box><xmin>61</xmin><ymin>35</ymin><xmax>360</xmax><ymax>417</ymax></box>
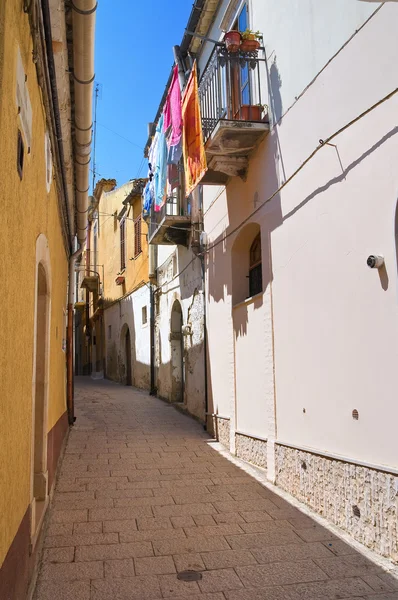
<box><xmin>203</xmin><ymin>3</ymin><xmax>398</xmax><ymax>469</ymax></box>
<box><xmin>155</xmin><ymin>246</ymin><xmax>206</xmax><ymax>420</ymax></box>
<box><xmin>104</xmin><ymin>284</ymin><xmax>151</xmax><ymax>389</ymax></box>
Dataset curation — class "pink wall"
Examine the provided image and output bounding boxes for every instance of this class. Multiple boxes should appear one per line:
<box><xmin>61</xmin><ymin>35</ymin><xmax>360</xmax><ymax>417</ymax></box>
<box><xmin>203</xmin><ymin>6</ymin><xmax>398</xmax><ymax>469</ymax></box>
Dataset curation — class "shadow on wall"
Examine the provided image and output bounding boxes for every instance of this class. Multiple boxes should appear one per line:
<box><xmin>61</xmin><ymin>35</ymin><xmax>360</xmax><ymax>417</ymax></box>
<box><xmin>104</xmin><ymin>301</ymin><xmax>150</xmax><ymax>391</ymax></box>
<box><xmin>156</xmin><ymin>296</ymin><xmax>206</xmax><ymax>422</ymax></box>
<box><xmin>206</xmin><ymin>128</ymin><xmax>284</xmax><ymax>339</ymax></box>
<box><xmin>269</xmin><ymin>57</ymin><xmax>283</xmax><ymax>125</ymax></box>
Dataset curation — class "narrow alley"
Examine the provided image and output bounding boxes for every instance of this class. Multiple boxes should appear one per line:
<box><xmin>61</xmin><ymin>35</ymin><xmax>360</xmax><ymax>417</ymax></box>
<box><xmin>34</xmin><ymin>379</ymin><xmax>398</xmax><ymax>600</ymax></box>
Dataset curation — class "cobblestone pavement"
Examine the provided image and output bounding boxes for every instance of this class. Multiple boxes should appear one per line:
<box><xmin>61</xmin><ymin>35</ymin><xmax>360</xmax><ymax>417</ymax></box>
<box><xmin>34</xmin><ymin>378</ymin><xmax>398</xmax><ymax>600</ymax></box>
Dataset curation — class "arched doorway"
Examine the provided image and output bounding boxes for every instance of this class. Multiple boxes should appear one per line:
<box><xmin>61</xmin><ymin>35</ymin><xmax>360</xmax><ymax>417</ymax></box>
<box><xmin>170</xmin><ymin>300</ymin><xmax>183</xmax><ymax>402</ymax></box>
<box><xmin>125</xmin><ymin>327</ymin><xmax>132</xmax><ymax>386</ymax></box>
<box><xmin>32</xmin><ymin>262</ymin><xmax>49</xmax><ymax>535</ymax></box>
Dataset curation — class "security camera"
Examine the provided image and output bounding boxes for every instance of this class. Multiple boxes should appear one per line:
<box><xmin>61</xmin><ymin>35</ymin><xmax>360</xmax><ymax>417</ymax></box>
<box><xmin>366</xmin><ymin>255</ymin><xmax>384</xmax><ymax>269</ymax></box>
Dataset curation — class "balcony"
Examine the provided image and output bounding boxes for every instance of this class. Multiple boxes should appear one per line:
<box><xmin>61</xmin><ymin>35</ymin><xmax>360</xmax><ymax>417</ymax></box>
<box><xmin>199</xmin><ymin>44</ymin><xmax>269</xmax><ymax>183</ymax></box>
<box><xmin>146</xmin><ymin>192</ymin><xmax>191</xmax><ymax>245</ymax></box>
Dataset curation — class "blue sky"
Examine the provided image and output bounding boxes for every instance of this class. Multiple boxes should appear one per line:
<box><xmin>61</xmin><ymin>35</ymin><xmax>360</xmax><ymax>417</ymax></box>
<box><xmin>92</xmin><ymin>0</ymin><xmax>193</xmax><ymax>189</ymax></box>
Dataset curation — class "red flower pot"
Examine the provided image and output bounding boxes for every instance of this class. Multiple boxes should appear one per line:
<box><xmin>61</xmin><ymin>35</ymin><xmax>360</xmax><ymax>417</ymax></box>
<box><xmin>224</xmin><ymin>30</ymin><xmax>241</xmax><ymax>52</ymax></box>
<box><xmin>234</xmin><ymin>105</ymin><xmax>262</xmax><ymax>121</ymax></box>
<box><xmin>240</xmin><ymin>39</ymin><xmax>260</xmax><ymax>52</ymax></box>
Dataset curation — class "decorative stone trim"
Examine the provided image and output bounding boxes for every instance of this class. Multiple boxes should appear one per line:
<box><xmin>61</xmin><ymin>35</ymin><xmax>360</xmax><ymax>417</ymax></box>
<box><xmin>275</xmin><ymin>443</ymin><xmax>398</xmax><ymax>562</ymax></box>
<box><xmin>235</xmin><ymin>432</ymin><xmax>267</xmax><ymax>469</ymax></box>
<box><xmin>210</xmin><ymin>415</ymin><xmax>230</xmax><ymax>448</ymax></box>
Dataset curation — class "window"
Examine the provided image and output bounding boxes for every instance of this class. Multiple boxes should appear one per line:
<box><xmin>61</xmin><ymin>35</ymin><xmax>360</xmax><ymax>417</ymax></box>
<box><xmin>230</xmin><ymin>3</ymin><xmax>251</xmax><ymax>118</ymax></box>
<box><xmin>108</xmin><ymin>325</ymin><xmax>112</xmax><ymax>340</ymax></box>
<box><xmin>120</xmin><ymin>218</ymin><xmax>126</xmax><ymax>270</ymax></box>
<box><xmin>93</xmin><ymin>221</ymin><xmax>98</xmax><ymax>274</ymax></box>
<box><xmin>134</xmin><ymin>214</ymin><xmax>142</xmax><ymax>257</ymax></box>
<box><xmin>17</xmin><ymin>129</ymin><xmax>24</xmax><ymax>179</ymax></box>
<box><xmin>249</xmin><ymin>233</ymin><xmax>262</xmax><ymax>297</ymax></box>
<box><xmin>142</xmin><ymin>306</ymin><xmax>147</xmax><ymax>325</ymax></box>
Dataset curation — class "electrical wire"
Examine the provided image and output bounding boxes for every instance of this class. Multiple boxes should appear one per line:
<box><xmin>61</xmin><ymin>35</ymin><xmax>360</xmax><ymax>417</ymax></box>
<box><xmin>205</xmin><ymin>85</ymin><xmax>398</xmax><ymax>253</ymax></box>
<box><xmin>97</xmin><ymin>122</ymin><xmax>144</xmax><ymax>150</ymax></box>
<box><xmin>158</xmin><ymin>85</ymin><xmax>398</xmax><ymax>293</ymax></box>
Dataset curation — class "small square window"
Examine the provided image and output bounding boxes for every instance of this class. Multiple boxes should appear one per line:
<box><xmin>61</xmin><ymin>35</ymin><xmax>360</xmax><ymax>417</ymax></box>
<box><xmin>142</xmin><ymin>306</ymin><xmax>148</xmax><ymax>325</ymax></box>
<box><xmin>17</xmin><ymin>130</ymin><xmax>24</xmax><ymax>179</ymax></box>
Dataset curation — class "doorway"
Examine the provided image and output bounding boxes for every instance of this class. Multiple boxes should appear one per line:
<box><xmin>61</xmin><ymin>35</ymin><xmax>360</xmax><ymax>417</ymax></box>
<box><xmin>170</xmin><ymin>300</ymin><xmax>184</xmax><ymax>402</ymax></box>
<box><xmin>32</xmin><ymin>263</ymin><xmax>49</xmax><ymax>536</ymax></box>
<box><xmin>125</xmin><ymin>327</ymin><xmax>132</xmax><ymax>385</ymax></box>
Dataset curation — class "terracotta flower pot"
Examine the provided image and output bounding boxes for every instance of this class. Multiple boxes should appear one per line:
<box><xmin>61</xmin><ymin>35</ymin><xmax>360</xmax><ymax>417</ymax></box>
<box><xmin>235</xmin><ymin>105</ymin><xmax>262</xmax><ymax>121</ymax></box>
<box><xmin>224</xmin><ymin>30</ymin><xmax>241</xmax><ymax>52</ymax></box>
<box><xmin>240</xmin><ymin>39</ymin><xmax>260</xmax><ymax>52</ymax></box>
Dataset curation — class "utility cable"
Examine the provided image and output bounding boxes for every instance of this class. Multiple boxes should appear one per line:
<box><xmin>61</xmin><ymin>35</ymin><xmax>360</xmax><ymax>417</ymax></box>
<box><xmin>206</xmin><ymin>85</ymin><xmax>398</xmax><ymax>253</ymax></box>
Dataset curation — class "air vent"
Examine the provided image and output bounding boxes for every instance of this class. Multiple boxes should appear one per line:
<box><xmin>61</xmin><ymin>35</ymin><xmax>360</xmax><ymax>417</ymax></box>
<box><xmin>352</xmin><ymin>505</ymin><xmax>361</xmax><ymax>518</ymax></box>
<box><xmin>177</xmin><ymin>571</ymin><xmax>203</xmax><ymax>582</ymax></box>
<box><xmin>352</xmin><ymin>409</ymin><xmax>359</xmax><ymax>420</ymax></box>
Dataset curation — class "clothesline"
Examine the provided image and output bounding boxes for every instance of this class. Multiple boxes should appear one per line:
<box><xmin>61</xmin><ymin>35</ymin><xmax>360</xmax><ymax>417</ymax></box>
<box><xmin>143</xmin><ymin>62</ymin><xmax>207</xmax><ymax>215</ymax></box>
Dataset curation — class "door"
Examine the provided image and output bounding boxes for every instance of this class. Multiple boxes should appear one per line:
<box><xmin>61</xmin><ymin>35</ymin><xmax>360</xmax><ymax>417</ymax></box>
<box><xmin>125</xmin><ymin>327</ymin><xmax>132</xmax><ymax>385</ymax></box>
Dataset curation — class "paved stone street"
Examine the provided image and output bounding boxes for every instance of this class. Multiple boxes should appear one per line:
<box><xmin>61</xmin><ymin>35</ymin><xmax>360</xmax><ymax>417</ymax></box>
<box><xmin>34</xmin><ymin>379</ymin><xmax>398</xmax><ymax>600</ymax></box>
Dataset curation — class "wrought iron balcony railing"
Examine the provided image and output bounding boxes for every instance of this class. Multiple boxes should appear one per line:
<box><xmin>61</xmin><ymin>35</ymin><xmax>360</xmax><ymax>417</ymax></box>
<box><xmin>199</xmin><ymin>44</ymin><xmax>267</xmax><ymax>143</ymax></box>
<box><xmin>146</xmin><ymin>191</ymin><xmax>191</xmax><ymax>246</ymax></box>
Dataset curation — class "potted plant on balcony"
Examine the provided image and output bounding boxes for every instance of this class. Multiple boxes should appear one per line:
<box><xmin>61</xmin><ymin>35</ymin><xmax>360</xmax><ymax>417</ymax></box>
<box><xmin>224</xmin><ymin>30</ymin><xmax>241</xmax><ymax>52</ymax></box>
<box><xmin>235</xmin><ymin>103</ymin><xmax>268</xmax><ymax>122</ymax></box>
<box><xmin>240</xmin><ymin>29</ymin><xmax>262</xmax><ymax>52</ymax></box>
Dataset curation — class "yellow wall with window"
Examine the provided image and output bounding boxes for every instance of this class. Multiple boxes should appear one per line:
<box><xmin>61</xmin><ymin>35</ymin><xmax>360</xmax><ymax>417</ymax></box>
<box><xmin>0</xmin><ymin>2</ymin><xmax>70</xmax><ymax>567</ymax></box>
<box><xmin>95</xmin><ymin>181</ymin><xmax>149</xmax><ymax>302</ymax></box>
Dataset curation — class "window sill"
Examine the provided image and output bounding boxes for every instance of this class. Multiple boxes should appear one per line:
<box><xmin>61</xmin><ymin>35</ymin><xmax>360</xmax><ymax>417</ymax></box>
<box><xmin>232</xmin><ymin>291</ymin><xmax>263</xmax><ymax>311</ymax></box>
<box><xmin>117</xmin><ymin>269</ymin><xmax>126</xmax><ymax>275</ymax></box>
<box><xmin>130</xmin><ymin>252</ymin><xmax>142</xmax><ymax>261</ymax></box>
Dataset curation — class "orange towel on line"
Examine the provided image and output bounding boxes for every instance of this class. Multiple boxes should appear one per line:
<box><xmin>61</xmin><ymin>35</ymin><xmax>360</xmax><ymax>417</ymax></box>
<box><xmin>182</xmin><ymin>62</ymin><xmax>207</xmax><ymax>197</ymax></box>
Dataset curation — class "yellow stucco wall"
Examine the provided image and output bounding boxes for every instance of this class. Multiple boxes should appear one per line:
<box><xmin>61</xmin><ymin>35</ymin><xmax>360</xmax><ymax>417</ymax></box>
<box><xmin>0</xmin><ymin>3</ymin><xmax>69</xmax><ymax>566</ymax></box>
<box><xmin>97</xmin><ymin>182</ymin><xmax>149</xmax><ymax>301</ymax></box>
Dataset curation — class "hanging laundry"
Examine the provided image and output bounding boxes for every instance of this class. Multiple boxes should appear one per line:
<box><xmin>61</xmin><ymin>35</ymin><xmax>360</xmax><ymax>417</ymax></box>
<box><xmin>182</xmin><ymin>62</ymin><xmax>207</xmax><ymax>197</ymax></box>
<box><xmin>143</xmin><ymin>180</ymin><xmax>154</xmax><ymax>213</ymax></box>
<box><xmin>167</xmin><ymin>163</ymin><xmax>179</xmax><ymax>197</ymax></box>
<box><xmin>164</xmin><ymin>65</ymin><xmax>183</xmax><ymax>153</ymax></box>
<box><xmin>154</xmin><ymin>113</ymin><xmax>168</xmax><ymax>212</ymax></box>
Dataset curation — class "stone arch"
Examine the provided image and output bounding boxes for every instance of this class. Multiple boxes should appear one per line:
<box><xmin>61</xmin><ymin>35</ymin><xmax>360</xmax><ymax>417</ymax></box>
<box><xmin>120</xmin><ymin>322</ymin><xmax>132</xmax><ymax>386</ymax></box>
<box><xmin>231</xmin><ymin>222</ymin><xmax>262</xmax><ymax>305</ymax></box>
<box><xmin>31</xmin><ymin>233</ymin><xmax>52</xmax><ymax>539</ymax></box>
<box><xmin>170</xmin><ymin>300</ymin><xmax>184</xmax><ymax>403</ymax></box>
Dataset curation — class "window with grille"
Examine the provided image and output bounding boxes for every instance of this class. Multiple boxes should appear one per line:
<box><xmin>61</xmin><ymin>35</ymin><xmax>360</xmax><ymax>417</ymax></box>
<box><xmin>120</xmin><ymin>218</ymin><xmax>126</xmax><ymax>270</ymax></box>
<box><xmin>134</xmin><ymin>214</ymin><xmax>142</xmax><ymax>257</ymax></box>
<box><xmin>249</xmin><ymin>233</ymin><xmax>262</xmax><ymax>297</ymax></box>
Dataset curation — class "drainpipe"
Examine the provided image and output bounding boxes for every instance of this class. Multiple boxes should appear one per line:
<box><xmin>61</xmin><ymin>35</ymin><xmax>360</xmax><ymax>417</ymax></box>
<box><xmin>67</xmin><ymin>247</ymin><xmax>83</xmax><ymax>425</ymax></box>
<box><xmin>72</xmin><ymin>0</ymin><xmax>97</xmax><ymax>247</ymax></box>
<box><xmin>85</xmin><ymin>219</ymin><xmax>92</xmax><ymax>374</ymax></box>
<box><xmin>173</xmin><ymin>45</ymin><xmax>186</xmax><ymax>91</ymax></box>
<box><xmin>200</xmin><ymin>254</ymin><xmax>209</xmax><ymax>427</ymax></box>
<box><xmin>66</xmin><ymin>0</ymin><xmax>96</xmax><ymax>421</ymax></box>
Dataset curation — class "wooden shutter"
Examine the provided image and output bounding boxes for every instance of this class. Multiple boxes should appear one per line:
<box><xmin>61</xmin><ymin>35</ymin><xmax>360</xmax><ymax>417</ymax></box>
<box><xmin>134</xmin><ymin>215</ymin><xmax>142</xmax><ymax>257</ymax></box>
<box><xmin>120</xmin><ymin>219</ymin><xmax>126</xmax><ymax>270</ymax></box>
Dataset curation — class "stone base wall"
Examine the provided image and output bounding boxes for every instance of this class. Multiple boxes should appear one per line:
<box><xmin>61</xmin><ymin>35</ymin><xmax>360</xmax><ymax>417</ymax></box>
<box><xmin>275</xmin><ymin>443</ymin><xmax>398</xmax><ymax>562</ymax></box>
<box><xmin>235</xmin><ymin>433</ymin><xmax>267</xmax><ymax>469</ymax></box>
<box><xmin>210</xmin><ymin>416</ymin><xmax>230</xmax><ymax>448</ymax></box>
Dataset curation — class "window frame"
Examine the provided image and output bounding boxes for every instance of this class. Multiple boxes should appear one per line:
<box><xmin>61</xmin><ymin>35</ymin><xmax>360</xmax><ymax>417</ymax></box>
<box><xmin>134</xmin><ymin>214</ymin><xmax>142</xmax><ymax>258</ymax></box>
<box><xmin>248</xmin><ymin>233</ymin><xmax>263</xmax><ymax>298</ymax></box>
<box><xmin>120</xmin><ymin>217</ymin><xmax>126</xmax><ymax>271</ymax></box>
<box><xmin>232</xmin><ymin>3</ymin><xmax>251</xmax><ymax>110</ymax></box>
